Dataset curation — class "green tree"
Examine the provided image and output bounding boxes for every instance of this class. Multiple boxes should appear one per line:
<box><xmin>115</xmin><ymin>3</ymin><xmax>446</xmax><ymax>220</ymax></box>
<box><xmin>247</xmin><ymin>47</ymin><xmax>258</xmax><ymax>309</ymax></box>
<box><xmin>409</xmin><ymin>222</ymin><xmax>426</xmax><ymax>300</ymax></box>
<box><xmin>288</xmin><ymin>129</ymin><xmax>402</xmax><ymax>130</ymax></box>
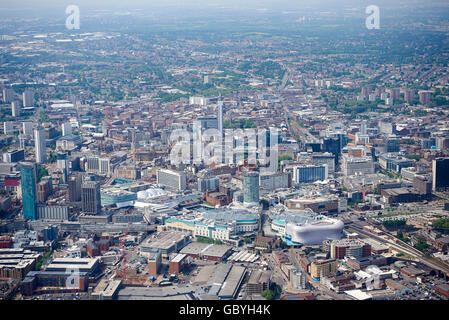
<box><xmin>382</xmin><ymin>219</ymin><xmax>407</xmax><ymax>230</ymax></box>
<box><xmin>432</xmin><ymin>218</ymin><xmax>449</xmax><ymax>233</ymax></box>
<box><xmin>261</xmin><ymin>289</ymin><xmax>275</xmax><ymax>300</ymax></box>
<box><xmin>37</xmin><ymin>165</ymin><xmax>49</xmax><ymax>182</ymax></box>
<box><xmin>413</xmin><ymin>239</ymin><xmax>430</xmax><ymax>254</ymax></box>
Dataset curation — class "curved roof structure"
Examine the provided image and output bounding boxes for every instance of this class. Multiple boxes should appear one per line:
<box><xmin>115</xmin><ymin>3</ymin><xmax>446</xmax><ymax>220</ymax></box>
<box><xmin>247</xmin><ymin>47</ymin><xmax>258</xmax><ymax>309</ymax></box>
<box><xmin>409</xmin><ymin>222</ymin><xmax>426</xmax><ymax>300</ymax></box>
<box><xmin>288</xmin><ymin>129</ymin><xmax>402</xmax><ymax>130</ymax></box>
<box><xmin>137</xmin><ymin>188</ymin><xmax>167</xmax><ymax>200</ymax></box>
<box><xmin>285</xmin><ymin>217</ymin><xmax>344</xmax><ymax>245</ymax></box>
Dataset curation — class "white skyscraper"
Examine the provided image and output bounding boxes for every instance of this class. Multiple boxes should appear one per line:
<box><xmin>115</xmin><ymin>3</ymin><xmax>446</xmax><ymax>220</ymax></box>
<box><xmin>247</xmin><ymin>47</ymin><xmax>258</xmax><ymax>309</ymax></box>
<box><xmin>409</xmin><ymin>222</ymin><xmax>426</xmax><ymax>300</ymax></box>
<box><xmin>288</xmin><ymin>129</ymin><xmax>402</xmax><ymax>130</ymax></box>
<box><xmin>62</xmin><ymin>122</ymin><xmax>72</xmax><ymax>136</ymax></box>
<box><xmin>22</xmin><ymin>90</ymin><xmax>34</xmax><ymax>107</ymax></box>
<box><xmin>57</xmin><ymin>152</ymin><xmax>69</xmax><ymax>183</ymax></box>
<box><xmin>2</xmin><ymin>88</ymin><xmax>15</xmax><ymax>103</ymax></box>
<box><xmin>217</xmin><ymin>102</ymin><xmax>224</xmax><ymax>137</ymax></box>
<box><xmin>360</xmin><ymin>120</ymin><xmax>367</xmax><ymax>135</ymax></box>
<box><xmin>3</xmin><ymin>122</ymin><xmax>14</xmax><ymax>135</ymax></box>
<box><xmin>22</xmin><ymin>122</ymin><xmax>33</xmax><ymax>135</ymax></box>
<box><xmin>11</xmin><ymin>101</ymin><xmax>21</xmax><ymax>117</ymax></box>
<box><xmin>34</xmin><ymin>128</ymin><xmax>46</xmax><ymax>163</ymax></box>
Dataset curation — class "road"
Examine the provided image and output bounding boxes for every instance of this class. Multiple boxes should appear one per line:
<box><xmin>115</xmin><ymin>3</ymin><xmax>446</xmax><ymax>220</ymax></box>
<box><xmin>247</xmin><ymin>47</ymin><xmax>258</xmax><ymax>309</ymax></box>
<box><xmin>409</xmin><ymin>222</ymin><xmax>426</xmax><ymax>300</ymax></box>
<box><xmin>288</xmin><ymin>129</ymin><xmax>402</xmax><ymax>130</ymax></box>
<box><xmin>261</xmin><ymin>212</ymin><xmax>277</xmax><ymax>238</ymax></box>
<box><xmin>276</xmin><ymin>69</ymin><xmax>319</xmax><ymax>145</ymax></box>
<box><xmin>264</xmin><ymin>254</ymin><xmax>287</xmax><ymax>288</ymax></box>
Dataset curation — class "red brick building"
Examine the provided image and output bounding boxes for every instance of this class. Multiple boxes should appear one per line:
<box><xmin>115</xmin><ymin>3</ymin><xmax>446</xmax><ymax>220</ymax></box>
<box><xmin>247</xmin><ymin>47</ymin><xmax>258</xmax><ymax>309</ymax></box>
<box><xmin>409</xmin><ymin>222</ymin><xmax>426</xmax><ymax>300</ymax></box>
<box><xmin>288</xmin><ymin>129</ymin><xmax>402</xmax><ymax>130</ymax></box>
<box><xmin>205</xmin><ymin>192</ymin><xmax>231</xmax><ymax>206</ymax></box>
<box><xmin>0</xmin><ymin>236</ymin><xmax>12</xmax><ymax>248</ymax></box>
<box><xmin>169</xmin><ymin>253</ymin><xmax>189</xmax><ymax>275</ymax></box>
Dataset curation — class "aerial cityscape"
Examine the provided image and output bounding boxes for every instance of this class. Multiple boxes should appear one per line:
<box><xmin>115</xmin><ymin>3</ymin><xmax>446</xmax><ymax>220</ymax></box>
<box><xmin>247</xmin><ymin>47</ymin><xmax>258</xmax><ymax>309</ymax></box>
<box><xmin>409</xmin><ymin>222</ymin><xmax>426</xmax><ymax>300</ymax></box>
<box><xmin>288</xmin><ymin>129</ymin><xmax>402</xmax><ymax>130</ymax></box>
<box><xmin>1</xmin><ymin>0</ymin><xmax>449</xmax><ymax>302</ymax></box>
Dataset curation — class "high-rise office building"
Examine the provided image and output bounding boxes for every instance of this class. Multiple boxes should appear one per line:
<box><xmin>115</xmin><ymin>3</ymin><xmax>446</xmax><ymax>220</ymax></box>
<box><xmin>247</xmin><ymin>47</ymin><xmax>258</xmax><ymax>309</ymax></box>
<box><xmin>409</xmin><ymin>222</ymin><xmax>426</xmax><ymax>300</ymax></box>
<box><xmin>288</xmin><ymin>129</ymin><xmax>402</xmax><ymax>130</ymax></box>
<box><xmin>62</xmin><ymin>122</ymin><xmax>72</xmax><ymax>136</ymax></box>
<box><xmin>243</xmin><ymin>171</ymin><xmax>259</xmax><ymax>204</ymax></box>
<box><xmin>157</xmin><ymin>169</ymin><xmax>187</xmax><ymax>191</ymax></box>
<box><xmin>432</xmin><ymin>158</ymin><xmax>449</xmax><ymax>191</ymax></box>
<box><xmin>322</xmin><ymin>137</ymin><xmax>344</xmax><ymax>166</ymax></box>
<box><xmin>192</xmin><ymin>116</ymin><xmax>219</xmax><ymax>163</ymax></box>
<box><xmin>3</xmin><ymin>149</ymin><xmax>25</xmax><ymax>163</ymax></box>
<box><xmin>57</xmin><ymin>152</ymin><xmax>69</xmax><ymax>183</ymax></box>
<box><xmin>68</xmin><ymin>175</ymin><xmax>82</xmax><ymax>202</ymax></box>
<box><xmin>11</xmin><ymin>101</ymin><xmax>21</xmax><ymax>117</ymax></box>
<box><xmin>85</xmin><ymin>156</ymin><xmax>111</xmax><ymax>176</ymax></box>
<box><xmin>259</xmin><ymin>172</ymin><xmax>290</xmax><ymax>190</ymax></box>
<box><xmin>81</xmin><ymin>181</ymin><xmax>101</xmax><ymax>214</ymax></box>
<box><xmin>34</xmin><ymin>128</ymin><xmax>46</xmax><ymax>163</ymax></box>
<box><xmin>217</xmin><ymin>102</ymin><xmax>225</xmax><ymax>162</ymax></box>
<box><xmin>3</xmin><ymin>121</ymin><xmax>14</xmax><ymax>135</ymax></box>
<box><xmin>197</xmin><ymin>169</ymin><xmax>219</xmax><ymax>192</ymax></box>
<box><xmin>22</xmin><ymin>90</ymin><xmax>34</xmax><ymax>107</ymax></box>
<box><xmin>360</xmin><ymin>120</ymin><xmax>367</xmax><ymax>135</ymax></box>
<box><xmin>342</xmin><ymin>156</ymin><xmax>375</xmax><ymax>176</ymax></box>
<box><xmin>37</xmin><ymin>177</ymin><xmax>52</xmax><ymax>203</ymax></box>
<box><xmin>20</xmin><ymin>162</ymin><xmax>37</xmax><ymax>220</ymax></box>
<box><xmin>2</xmin><ymin>88</ymin><xmax>15</xmax><ymax>103</ymax></box>
<box><xmin>217</xmin><ymin>102</ymin><xmax>224</xmax><ymax>137</ymax></box>
<box><xmin>311</xmin><ymin>153</ymin><xmax>336</xmax><ymax>175</ymax></box>
<box><xmin>293</xmin><ymin>165</ymin><xmax>328</xmax><ymax>184</ymax></box>
<box><xmin>385</xmin><ymin>135</ymin><xmax>400</xmax><ymax>153</ymax></box>
<box><xmin>22</xmin><ymin>122</ymin><xmax>33</xmax><ymax>135</ymax></box>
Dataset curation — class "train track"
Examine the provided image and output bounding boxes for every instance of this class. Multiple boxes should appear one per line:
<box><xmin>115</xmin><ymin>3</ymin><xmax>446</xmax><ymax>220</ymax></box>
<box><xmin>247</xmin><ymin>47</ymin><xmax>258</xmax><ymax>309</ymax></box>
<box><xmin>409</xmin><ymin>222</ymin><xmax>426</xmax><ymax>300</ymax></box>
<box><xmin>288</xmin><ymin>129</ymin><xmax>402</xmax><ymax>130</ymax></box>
<box><xmin>347</xmin><ymin>225</ymin><xmax>449</xmax><ymax>275</ymax></box>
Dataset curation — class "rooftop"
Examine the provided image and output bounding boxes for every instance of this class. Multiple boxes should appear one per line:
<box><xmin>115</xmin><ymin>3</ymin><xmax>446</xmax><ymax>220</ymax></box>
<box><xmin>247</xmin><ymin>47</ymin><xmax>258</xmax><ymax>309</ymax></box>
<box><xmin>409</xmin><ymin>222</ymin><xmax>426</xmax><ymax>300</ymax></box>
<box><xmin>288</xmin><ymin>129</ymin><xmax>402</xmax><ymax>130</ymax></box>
<box><xmin>180</xmin><ymin>242</ymin><xmax>231</xmax><ymax>258</ymax></box>
<box><xmin>141</xmin><ymin>231</ymin><xmax>188</xmax><ymax>251</ymax></box>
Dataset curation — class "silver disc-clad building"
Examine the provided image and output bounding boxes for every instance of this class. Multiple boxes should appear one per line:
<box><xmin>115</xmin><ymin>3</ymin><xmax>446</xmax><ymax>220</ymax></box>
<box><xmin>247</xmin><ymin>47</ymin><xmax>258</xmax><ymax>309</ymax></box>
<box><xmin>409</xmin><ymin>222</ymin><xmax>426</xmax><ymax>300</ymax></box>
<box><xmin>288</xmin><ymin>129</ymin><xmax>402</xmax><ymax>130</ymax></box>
<box><xmin>270</xmin><ymin>207</ymin><xmax>343</xmax><ymax>245</ymax></box>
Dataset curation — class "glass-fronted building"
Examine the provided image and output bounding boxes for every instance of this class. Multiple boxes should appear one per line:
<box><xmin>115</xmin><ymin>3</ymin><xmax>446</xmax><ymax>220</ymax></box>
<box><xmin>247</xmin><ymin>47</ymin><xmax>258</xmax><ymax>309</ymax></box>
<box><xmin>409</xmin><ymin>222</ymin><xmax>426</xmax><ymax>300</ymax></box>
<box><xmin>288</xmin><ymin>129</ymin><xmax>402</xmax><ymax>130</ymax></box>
<box><xmin>20</xmin><ymin>163</ymin><xmax>37</xmax><ymax>220</ymax></box>
<box><xmin>243</xmin><ymin>172</ymin><xmax>259</xmax><ymax>204</ymax></box>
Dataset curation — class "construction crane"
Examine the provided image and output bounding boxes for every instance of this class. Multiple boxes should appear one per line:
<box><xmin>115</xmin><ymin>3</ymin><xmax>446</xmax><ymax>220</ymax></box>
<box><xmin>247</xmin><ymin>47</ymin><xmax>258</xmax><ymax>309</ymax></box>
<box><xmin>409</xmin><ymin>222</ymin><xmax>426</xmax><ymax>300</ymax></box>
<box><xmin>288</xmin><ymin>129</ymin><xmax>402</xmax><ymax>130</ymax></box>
<box><xmin>120</xmin><ymin>222</ymin><xmax>132</xmax><ymax>281</ymax></box>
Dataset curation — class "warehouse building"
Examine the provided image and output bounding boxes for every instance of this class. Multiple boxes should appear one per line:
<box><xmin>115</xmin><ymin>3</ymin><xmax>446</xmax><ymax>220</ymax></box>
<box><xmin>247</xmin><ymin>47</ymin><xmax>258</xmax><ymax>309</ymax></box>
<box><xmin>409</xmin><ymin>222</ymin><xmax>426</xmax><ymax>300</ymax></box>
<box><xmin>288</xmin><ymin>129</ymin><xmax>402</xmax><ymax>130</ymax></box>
<box><xmin>140</xmin><ymin>231</ymin><xmax>189</xmax><ymax>258</ymax></box>
<box><xmin>45</xmin><ymin>257</ymin><xmax>100</xmax><ymax>278</ymax></box>
<box><xmin>217</xmin><ymin>265</ymin><xmax>246</xmax><ymax>299</ymax></box>
<box><xmin>247</xmin><ymin>270</ymin><xmax>271</xmax><ymax>295</ymax></box>
<box><xmin>193</xmin><ymin>263</ymin><xmax>246</xmax><ymax>299</ymax></box>
<box><xmin>21</xmin><ymin>270</ymin><xmax>89</xmax><ymax>296</ymax></box>
<box><xmin>179</xmin><ymin>242</ymin><xmax>232</xmax><ymax>261</ymax></box>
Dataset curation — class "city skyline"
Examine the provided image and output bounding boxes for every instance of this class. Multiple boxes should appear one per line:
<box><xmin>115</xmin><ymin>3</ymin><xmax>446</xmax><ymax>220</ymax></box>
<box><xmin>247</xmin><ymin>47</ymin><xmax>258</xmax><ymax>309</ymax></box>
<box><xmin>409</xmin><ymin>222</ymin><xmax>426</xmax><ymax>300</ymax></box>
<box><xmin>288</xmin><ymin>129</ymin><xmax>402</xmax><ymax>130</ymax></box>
<box><xmin>0</xmin><ymin>0</ymin><xmax>448</xmax><ymax>305</ymax></box>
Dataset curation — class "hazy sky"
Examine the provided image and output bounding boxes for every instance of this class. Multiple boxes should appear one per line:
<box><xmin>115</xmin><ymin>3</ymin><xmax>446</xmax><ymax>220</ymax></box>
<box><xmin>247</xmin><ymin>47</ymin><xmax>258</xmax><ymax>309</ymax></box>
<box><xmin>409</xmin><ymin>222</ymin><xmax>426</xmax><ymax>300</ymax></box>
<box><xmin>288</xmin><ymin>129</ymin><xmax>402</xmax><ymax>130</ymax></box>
<box><xmin>0</xmin><ymin>0</ymin><xmax>447</xmax><ymax>23</ymax></box>
<box><xmin>0</xmin><ymin>0</ymin><xmax>447</xmax><ymax>12</ymax></box>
